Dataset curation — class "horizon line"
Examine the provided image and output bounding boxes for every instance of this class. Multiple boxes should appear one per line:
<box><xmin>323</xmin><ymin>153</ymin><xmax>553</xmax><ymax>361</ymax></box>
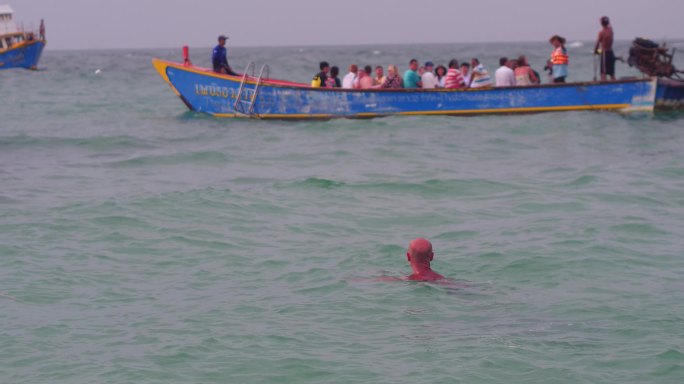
<box><xmin>43</xmin><ymin>37</ymin><xmax>684</xmax><ymax>52</ymax></box>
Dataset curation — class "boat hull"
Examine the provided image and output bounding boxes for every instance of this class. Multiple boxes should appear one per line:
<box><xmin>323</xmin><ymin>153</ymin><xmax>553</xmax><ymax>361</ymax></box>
<box><xmin>153</xmin><ymin>59</ymin><xmax>658</xmax><ymax>119</ymax></box>
<box><xmin>0</xmin><ymin>40</ymin><xmax>45</xmax><ymax>70</ymax></box>
<box><xmin>656</xmin><ymin>79</ymin><xmax>684</xmax><ymax>110</ymax></box>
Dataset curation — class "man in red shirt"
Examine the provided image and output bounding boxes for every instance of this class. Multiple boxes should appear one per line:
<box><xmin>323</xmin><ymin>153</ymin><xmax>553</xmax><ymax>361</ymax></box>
<box><xmin>444</xmin><ymin>59</ymin><xmax>466</xmax><ymax>88</ymax></box>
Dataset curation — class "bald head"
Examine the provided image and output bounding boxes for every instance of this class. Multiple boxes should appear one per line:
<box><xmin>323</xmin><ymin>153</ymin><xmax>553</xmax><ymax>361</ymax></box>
<box><xmin>407</xmin><ymin>238</ymin><xmax>434</xmax><ymax>263</ymax></box>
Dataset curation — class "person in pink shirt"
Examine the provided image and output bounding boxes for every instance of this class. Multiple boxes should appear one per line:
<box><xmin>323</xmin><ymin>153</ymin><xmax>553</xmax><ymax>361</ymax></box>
<box><xmin>514</xmin><ymin>55</ymin><xmax>539</xmax><ymax>85</ymax></box>
<box><xmin>443</xmin><ymin>59</ymin><xmax>466</xmax><ymax>88</ymax></box>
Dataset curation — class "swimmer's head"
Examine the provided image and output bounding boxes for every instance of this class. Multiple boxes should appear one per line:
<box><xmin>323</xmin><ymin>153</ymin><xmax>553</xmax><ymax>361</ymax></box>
<box><xmin>407</xmin><ymin>238</ymin><xmax>434</xmax><ymax>263</ymax></box>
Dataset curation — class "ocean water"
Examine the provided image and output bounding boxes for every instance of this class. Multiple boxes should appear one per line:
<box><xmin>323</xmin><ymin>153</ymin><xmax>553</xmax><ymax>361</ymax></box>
<box><xmin>1</xmin><ymin>42</ymin><xmax>684</xmax><ymax>383</ymax></box>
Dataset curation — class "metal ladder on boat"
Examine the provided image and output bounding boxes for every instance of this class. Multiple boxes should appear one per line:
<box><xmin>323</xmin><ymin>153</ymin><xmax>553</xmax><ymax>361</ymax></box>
<box><xmin>233</xmin><ymin>62</ymin><xmax>270</xmax><ymax>118</ymax></box>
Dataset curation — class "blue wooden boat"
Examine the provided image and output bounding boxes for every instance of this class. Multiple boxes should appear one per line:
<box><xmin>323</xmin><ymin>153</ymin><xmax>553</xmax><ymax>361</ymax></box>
<box><xmin>152</xmin><ymin>58</ymin><xmax>662</xmax><ymax>119</ymax></box>
<box><xmin>0</xmin><ymin>5</ymin><xmax>46</xmax><ymax>70</ymax></box>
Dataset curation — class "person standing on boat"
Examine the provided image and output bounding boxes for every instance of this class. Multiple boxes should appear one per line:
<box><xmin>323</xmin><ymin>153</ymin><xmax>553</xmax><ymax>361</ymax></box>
<box><xmin>39</xmin><ymin>19</ymin><xmax>46</xmax><ymax>40</ymax></box>
<box><xmin>594</xmin><ymin>16</ymin><xmax>615</xmax><ymax>81</ymax></box>
<box><xmin>212</xmin><ymin>35</ymin><xmax>237</xmax><ymax>75</ymax></box>
<box><xmin>403</xmin><ymin>59</ymin><xmax>423</xmax><ymax>88</ymax></box>
<box><xmin>549</xmin><ymin>35</ymin><xmax>569</xmax><ymax>83</ymax></box>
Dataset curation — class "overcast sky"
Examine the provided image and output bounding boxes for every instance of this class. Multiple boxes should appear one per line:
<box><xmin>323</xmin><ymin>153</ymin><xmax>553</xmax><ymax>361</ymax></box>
<box><xmin>13</xmin><ymin>0</ymin><xmax>684</xmax><ymax>50</ymax></box>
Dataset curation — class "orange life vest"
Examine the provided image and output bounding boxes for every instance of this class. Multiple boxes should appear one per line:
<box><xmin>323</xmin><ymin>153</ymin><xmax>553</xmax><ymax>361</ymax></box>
<box><xmin>551</xmin><ymin>47</ymin><xmax>569</xmax><ymax>65</ymax></box>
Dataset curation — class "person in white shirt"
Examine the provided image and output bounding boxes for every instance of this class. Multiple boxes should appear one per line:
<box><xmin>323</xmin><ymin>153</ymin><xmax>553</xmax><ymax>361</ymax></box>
<box><xmin>469</xmin><ymin>58</ymin><xmax>493</xmax><ymax>88</ymax></box>
<box><xmin>421</xmin><ymin>61</ymin><xmax>438</xmax><ymax>89</ymax></box>
<box><xmin>342</xmin><ymin>64</ymin><xmax>358</xmax><ymax>89</ymax></box>
<box><xmin>460</xmin><ymin>63</ymin><xmax>471</xmax><ymax>87</ymax></box>
<box><xmin>495</xmin><ymin>57</ymin><xmax>516</xmax><ymax>87</ymax></box>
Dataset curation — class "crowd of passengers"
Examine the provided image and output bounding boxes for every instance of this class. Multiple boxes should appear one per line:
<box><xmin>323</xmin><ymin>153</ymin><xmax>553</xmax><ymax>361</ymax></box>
<box><xmin>311</xmin><ymin>35</ymin><xmax>570</xmax><ymax>89</ymax></box>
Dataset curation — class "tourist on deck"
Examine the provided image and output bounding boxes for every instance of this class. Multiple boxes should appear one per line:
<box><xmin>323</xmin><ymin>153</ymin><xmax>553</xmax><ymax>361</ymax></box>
<box><xmin>549</xmin><ymin>35</ymin><xmax>569</xmax><ymax>83</ymax></box>
<box><xmin>342</xmin><ymin>64</ymin><xmax>358</xmax><ymax>88</ymax></box>
<box><xmin>325</xmin><ymin>66</ymin><xmax>341</xmax><ymax>88</ymax></box>
<box><xmin>444</xmin><ymin>59</ymin><xmax>466</xmax><ymax>88</ymax></box>
<box><xmin>373</xmin><ymin>66</ymin><xmax>386</xmax><ymax>86</ymax></box>
<box><xmin>514</xmin><ymin>56</ymin><xmax>539</xmax><ymax>85</ymax></box>
<box><xmin>435</xmin><ymin>65</ymin><xmax>447</xmax><ymax>88</ymax></box>
<box><xmin>469</xmin><ymin>58</ymin><xmax>493</xmax><ymax>88</ymax></box>
<box><xmin>421</xmin><ymin>61</ymin><xmax>438</xmax><ymax>89</ymax></box>
<box><xmin>460</xmin><ymin>62</ymin><xmax>471</xmax><ymax>87</ymax></box>
<box><xmin>376</xmin><ymin>65</ymin><xmax>403</xmax><ymax>89</ymax></box>
<box><xmin>311</xmin><ymin>61</ymin><xmax>330</xmax><ymax>88</ymax></box>
<box><xmin>354</xmin><ymin>69</ymin><xmax>374</xmax><ymax>89</ymax></box>
<box><xmin>495</xmin><ymin>57</ymin><xmax>516</xmax><ymax>87</ymax></box>
<box><xmin>364</xmin><ymin>65</ymin><xmax>373</xmax><ymax>77</ymax></box>
<box><xmin>212</xmin><ymin>35</ymin><xmax>237</xmax><ymax>75</ymax></box>
<box><xmin>403</xmin><ymin>59</ymin><xmax>423</xmax><ymax>88</ymax></box>
<box><xmin>595</xmin><ymin>16</ymin><xmax>616</xmax><ymax>81</ymax></box>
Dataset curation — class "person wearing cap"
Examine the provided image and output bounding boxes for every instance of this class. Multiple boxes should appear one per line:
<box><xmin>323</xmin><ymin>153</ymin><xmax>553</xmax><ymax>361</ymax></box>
<box><xmin>594</xmin><ymin>16</ymin><xmax>615</xmax><ymax>81</ymax></box>
<box><xmin>212</xmin><ymin>35</ymin><xmax>237</xmax><ymax>75</ymax></box>
<box><xmin>403</xmin><ymin>59</ymin><xmax>423</xmax><ymax>89</ymax></box>
<box><xmin>421</xmin><ymin>61</ymin><xmax>438</xmax><ymax>89</ymax></box>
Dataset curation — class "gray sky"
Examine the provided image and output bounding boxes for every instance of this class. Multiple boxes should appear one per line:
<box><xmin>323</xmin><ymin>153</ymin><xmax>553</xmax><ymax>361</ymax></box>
<box><xmin>14</xmin><ymin>0</ymin><xmax>684</xmax><ymax>50</ymax></box>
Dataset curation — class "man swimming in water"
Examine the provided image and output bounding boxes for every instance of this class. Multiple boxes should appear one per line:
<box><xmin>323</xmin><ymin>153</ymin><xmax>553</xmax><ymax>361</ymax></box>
<box><xmin>405</xmin><ymin>238</ymin><xmax>445</xmax><ymax>281</ymax></box>
<box><xmin>351</xmin><ymin>238</ymin><xmax>453</xmax><ymax>284</ymax></box>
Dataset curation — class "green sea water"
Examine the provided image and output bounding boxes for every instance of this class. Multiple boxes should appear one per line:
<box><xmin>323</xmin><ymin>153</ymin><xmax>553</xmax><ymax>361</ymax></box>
<box><xmin>1</xmin><ymin>42</ymin><xmax>684</xmax><ymax>383</ymax></box>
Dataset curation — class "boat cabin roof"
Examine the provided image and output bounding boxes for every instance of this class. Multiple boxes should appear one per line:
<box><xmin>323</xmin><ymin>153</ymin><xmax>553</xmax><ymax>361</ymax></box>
<box><xmin>0</xmin><ymin>4</ymin><xmax>17</xmax><ymax>36</ymax></box>
<box><xmin>0</xmin><ymin>4</ymin><xmax>13</xmax><ymax>16</ymax></box>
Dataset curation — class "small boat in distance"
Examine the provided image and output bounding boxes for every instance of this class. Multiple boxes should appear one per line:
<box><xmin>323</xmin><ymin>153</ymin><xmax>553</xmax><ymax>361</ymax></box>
<box><xmin>152</xmin><ymin>46</ymin><xmax>681</xmax><ymax>120</ymax></box>
<box><xmin>0</xmin><ymin>4</ymin><xmax>46</xmax><ymax>70</ymax></box>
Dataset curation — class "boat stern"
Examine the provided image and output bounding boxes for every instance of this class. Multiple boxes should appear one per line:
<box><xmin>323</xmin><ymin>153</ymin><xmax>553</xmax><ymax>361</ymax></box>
<box><xmin>622</xmin><ymin>77</ymin><xmax>658</xmax><ymax>113</ymax></box>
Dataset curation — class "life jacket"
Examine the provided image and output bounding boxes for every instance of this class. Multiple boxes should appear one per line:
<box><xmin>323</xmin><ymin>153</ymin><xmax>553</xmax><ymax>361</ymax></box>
<box><xmin>551</xmin><ymin>47</ymin><xmax>569</xmax><ymax>65</ymax></box>
<box><xmin>311</xmin><ymin>75</ymin><xmax>321</xmax><ymax>88</ymax></box>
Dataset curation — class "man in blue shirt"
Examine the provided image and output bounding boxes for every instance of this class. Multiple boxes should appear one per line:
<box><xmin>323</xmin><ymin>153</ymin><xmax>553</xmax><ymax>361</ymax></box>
<box><xmin>403</xmin><ymin>59</ymin><xmax>422</xmax><ymax>88</ymax></box>
<box><xmin>212</xmin><ymin>35</ymin><xmax>237</xmax><ymax>75</ymax></box>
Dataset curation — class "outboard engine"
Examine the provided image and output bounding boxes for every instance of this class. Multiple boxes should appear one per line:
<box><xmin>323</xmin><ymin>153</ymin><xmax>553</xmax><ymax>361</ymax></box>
<box><xmin>628</xmin><ymin>38</ymin><xmax>682</xmax><ymax>80</ymax></box>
